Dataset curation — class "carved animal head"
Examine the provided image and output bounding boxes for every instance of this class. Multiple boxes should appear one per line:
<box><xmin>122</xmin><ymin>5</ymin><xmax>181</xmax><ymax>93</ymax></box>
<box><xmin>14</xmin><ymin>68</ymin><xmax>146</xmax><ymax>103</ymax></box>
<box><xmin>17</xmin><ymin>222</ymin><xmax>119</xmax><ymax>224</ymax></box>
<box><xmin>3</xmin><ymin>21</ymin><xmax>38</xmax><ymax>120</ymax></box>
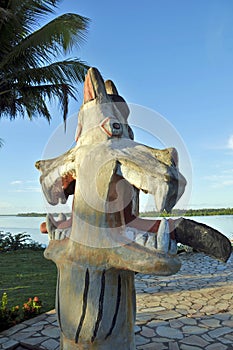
<box><xmin>36</xmin><ymin>67</ymin><xmax>187</xmax><ymax>275</ymax></box>
<box><xmin>75</xmin><ymin>68</ymin><xmax>133</xmax><ymax>144</ymax></box>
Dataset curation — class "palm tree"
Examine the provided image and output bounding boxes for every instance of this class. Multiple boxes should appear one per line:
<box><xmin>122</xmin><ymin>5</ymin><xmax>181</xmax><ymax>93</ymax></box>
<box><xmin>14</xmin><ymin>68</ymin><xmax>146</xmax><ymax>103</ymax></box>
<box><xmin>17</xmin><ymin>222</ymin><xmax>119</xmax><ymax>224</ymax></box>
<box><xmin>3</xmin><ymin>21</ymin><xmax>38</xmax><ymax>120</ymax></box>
<box><xmin>0</xmin><ymin>0</ymin><xmax>89</xmax><ymax>126</ymax></box>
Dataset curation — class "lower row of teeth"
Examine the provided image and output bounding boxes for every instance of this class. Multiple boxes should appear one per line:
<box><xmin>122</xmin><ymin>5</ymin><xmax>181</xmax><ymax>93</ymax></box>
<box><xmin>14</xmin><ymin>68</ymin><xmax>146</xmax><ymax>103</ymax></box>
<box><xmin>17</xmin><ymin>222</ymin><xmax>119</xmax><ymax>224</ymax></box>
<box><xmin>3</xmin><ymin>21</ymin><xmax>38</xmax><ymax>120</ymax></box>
<box><xmin>48</xmin><ymin>227</ymin><xmax>71</xmax><ymax>241</ymax></box>
<box><xmin>47</xmin><ymin>216</ymin><xmax>177</xmax><ymax>254</ymax></box>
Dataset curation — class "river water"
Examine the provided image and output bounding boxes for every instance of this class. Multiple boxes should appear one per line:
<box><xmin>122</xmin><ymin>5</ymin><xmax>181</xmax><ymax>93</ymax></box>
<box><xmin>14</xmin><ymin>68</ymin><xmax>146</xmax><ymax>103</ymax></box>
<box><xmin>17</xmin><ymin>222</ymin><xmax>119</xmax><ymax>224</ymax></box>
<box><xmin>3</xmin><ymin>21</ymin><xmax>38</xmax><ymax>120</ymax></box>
<box><xmin>0</xmin><ymin>215</ymin><xmax>233</xmax><ymax>247</ymax></box>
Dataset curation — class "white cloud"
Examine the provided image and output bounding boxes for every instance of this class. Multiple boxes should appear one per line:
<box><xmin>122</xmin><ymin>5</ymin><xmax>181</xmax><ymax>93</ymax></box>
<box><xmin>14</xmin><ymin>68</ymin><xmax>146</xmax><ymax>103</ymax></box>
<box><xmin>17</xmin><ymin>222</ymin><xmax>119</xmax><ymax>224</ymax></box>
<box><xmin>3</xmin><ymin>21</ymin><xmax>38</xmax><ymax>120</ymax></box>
<box><xmin>204</xmin><ymin>173</ymin><xmax>233</xmax><ymax>188</ymax></box>
<box><xmin>10</xmin><ymin>180</ymin><xmax>23</xmax><ymax>185</ymax></box>
<box><xmin>9</xmin><ymin>180</ymin><xmax>41</xmax><ymax>193</ymax></box>
<box><xmin>14</xmin><ymin>187</ymin><xmax>41</xmax><ymax>193</ymax></box>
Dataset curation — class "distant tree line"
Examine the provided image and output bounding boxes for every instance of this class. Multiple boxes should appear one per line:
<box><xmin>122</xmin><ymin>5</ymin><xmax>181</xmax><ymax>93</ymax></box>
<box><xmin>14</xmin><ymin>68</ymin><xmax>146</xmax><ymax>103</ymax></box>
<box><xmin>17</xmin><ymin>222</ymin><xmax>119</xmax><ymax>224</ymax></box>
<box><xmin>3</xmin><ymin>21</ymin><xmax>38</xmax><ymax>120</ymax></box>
<box><xmin>16</xmin><ymin>212</ymin><xmax>71</xmax><ymax>217</ymax></box>
<box><xmin>14</xmin><ymin>208</ymin><xmax>233</xmax><ymax>217</ymax></box>
<box><xmin>140</xmin><ymin>208</ymin><xmax>233</xmax><ymax>217</ymax></box>
<box><xmin>17</xmin><ymin>213</ymin><xmax>47</xmax><ymax>217</ymax></box>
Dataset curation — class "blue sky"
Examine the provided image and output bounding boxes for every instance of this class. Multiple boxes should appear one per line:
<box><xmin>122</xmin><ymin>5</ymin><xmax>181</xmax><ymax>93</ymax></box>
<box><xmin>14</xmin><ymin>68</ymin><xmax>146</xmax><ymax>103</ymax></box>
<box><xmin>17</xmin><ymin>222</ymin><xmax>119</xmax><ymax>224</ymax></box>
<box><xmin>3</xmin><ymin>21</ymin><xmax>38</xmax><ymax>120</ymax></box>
<box><xmin>1</xmin><ymin>0</ymin><xmax>233</xmax><ymax>214</ymax></box>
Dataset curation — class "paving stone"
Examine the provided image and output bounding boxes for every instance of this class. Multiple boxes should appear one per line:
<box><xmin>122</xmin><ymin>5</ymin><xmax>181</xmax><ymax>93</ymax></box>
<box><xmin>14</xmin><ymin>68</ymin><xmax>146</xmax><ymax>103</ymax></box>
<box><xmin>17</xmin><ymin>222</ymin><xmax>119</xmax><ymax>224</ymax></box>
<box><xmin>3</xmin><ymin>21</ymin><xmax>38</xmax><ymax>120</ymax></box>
<box><xmin>41</xmin><ymin>338</ymin><xmax>60</xmax><ymax>350</ymax></box>
<box><xmin>169</xmin><ymin>319</ymin><xmax>183</xmax><ymax>328</ymax></box>
<box><xmin>221</xmin><ymin>293</ymin><xmax>233</xmax><ymax>300</ymax></box>
<box><xmin>144</xmin><ymin>287</ymin><xmax>161</xmax><ymax>293</ymax></box>
<box><xmin>156</xmin><ymin>326</ymin><xmax>183</xmax><ymax>339</ymax></box>
<box><xmin>137</xmin><ymin>343</ymin><xmax>166</xmax><ymax>349</ymax></box>
<box><xmin>180</xmin><ymin>334</ymin><xmax>210</xmax><ymax>347</ymax></box>
<box><xmin>215</xmin><ymin>302</ymin><xmax>229</xmax><ymax>311</ymax></box>
<box><xmin>175</xmin><ymin>309</ymin><xmax>189</xmax><ymax>316</ymax></box>
<box><xmin>140</xmin><ymin>326</ymin><xmax>156</xmax><ymax>338</ymax></box>
<box><xmin>191</xmin><ymin>304</ymin><xmax>203</xmax><ymax>312</ymax></box>
<box><xmin>41</xmin><ymin>325</ymin><xmax>60</xmax><ymax>338</ymax></box>
<box><xmin>143</xmin><ymin>306</ymin><xmax>166</xmax><ymax>312</ymax></box>
<box><xmin>208</xmin><ymin>327</ymin><xmax>232</xmax><ymax>339</ymax></box>
<box><xmin>180</xmin><ymin>345</ymin><xmax>203</xmax><ymax>350</ymax></box>
<box><xmin>168</xmin><ymin>342</ymin><xmax>179</xmax><ymax>350</ymax></box>
<box><xmin>217</xmin><ymin>336</ymin><xmax>232</xmax><ymax>344</ymax></box>
<box><xmin>46</xmin><ymin>314</ymin><xmax>57</xmax><ymax>320</ymax></box>
<box><xmin>180</xmin><ymin>318</ymin><xmax>197</xmax><ymax>326</ymax></box>
<box><xmin>222</xmin><ymin>319</ymin><xmax>233</xmax><ymax>327</ymax></box>
<box><xmin>155</xmin><ymin>310</ymin><xmax>182</xmax><ymax>321</ymax></box>
<box><xmin>22</xmin><ymin>314</ymin><xmax>46</xmax><ymax>326</ymax></box>
<box><xmin>134</xmin><ymin>325</ymin><xmax>141</xmax><ymax>333</ymax></box>
<box><xmin>1</xmin><ymin>324</ymin><xmax>27</xmax><ymax>337</ymax></box>
<box><xmin>200</xmin><ymin>334</ymin><xmax>214</xmax><ymax>343</ymax></box>
<box><xmin>152</xmin><ymin>337</ymin><xmax>172</xmax><ymax>342</ymax></box>
<box><xmin>0</xmin><ymin>338</ymin><xmax>9</xmax><ymax>345</ymax></box>
<box><xmin>213</xmin><ymin>314</ymin><xmax>230</xmax><ymax>321</ymax></box>
<box><xmin>199</xmin><ymin>318</ymin><xmax>221</xmax><ymax>328</ymax></box>
<box><xmin>1</xmin><ymin>339</ymin><xmax>19</xmax><ymax>350</ymax></box>
<box><xmin>205</xmin><ymin>344</ymin><xmax>228</xmax><ymax>350</ymax></box>
<box><xmin>21</xmin><ymin>336</ymin><xmax>49</xmax><ymax>347</ymax></box>
<box><xmin>182</xmin><ymin>326</ymin><xmax>207</xmax><ymax>335</ymax></box>
<box><xmin>200</xmin><ymin>305</ymin><xmax>217</xmax><ymax>314</ymax></box>
<box><xmin>135</xmin><ymin>335</ymin><xmax>150</xmax><ymax>346</ymax></box>
<box><xmin>146</xmin><ymin>320</ymin><xmax>168</xmax><ymax>329</ymax></box>
<box><xmin>21</xmin><ymin>325</ymin><xmax>44</xmax><ymax>333</ymax></box>
<box><xmin>10</xmin><ymin>331</ymin><xmax>33</xmax><ymax>341</ymax></box>
<box><xmin>136</xmin><ymin>313</ymin><xmax>154</xmax><ymax>323</ymax></box>
<box><xmin>31</xmin><ymin>321</ymin><xmax>48</xmax><ymax>327</ymax></box>
<box><xmin>224</xmin><ymin>334</ymin><xmax>233</xmax><ymax>341</ymax></box>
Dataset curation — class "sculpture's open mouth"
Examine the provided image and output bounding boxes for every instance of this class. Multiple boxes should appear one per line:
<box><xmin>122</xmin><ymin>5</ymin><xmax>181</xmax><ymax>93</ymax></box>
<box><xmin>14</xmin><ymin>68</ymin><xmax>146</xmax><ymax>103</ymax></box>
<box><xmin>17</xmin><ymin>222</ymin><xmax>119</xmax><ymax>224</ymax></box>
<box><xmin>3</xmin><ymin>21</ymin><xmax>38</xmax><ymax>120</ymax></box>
<box><xmin>36</xmin><ymin>138</ymin><xmax>187</xmax><ymax>248</ymax></box>
<box><xmin>38</xmin><ymin>162</ymin><xmax>179</xmax><ymax>256</ymax></box>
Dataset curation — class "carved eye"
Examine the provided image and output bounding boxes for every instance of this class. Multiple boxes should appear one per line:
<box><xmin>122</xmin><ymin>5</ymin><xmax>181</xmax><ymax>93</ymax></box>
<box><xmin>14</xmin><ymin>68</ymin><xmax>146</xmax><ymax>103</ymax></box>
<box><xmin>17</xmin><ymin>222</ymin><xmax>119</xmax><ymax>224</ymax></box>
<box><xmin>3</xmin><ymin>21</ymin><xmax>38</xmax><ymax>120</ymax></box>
<box><xmin>113</xmin><ymin>122</ymin><xmax>121</xmax><ymax>129</ymax></box>
<box><xmin>100</xmin><ymin>118</ymin><xmax>123</xmax><ymax>137</ymax></box>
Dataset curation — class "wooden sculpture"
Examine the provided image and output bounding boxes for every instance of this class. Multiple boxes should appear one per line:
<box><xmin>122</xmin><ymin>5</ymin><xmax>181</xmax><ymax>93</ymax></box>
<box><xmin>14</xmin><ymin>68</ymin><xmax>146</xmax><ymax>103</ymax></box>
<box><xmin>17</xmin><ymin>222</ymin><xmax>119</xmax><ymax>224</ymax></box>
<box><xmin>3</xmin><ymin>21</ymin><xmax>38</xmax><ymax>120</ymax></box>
<box><xmin>36</xmin><ymin>68</ymin><xmax>231</xmax><ymax>350</ymax></box>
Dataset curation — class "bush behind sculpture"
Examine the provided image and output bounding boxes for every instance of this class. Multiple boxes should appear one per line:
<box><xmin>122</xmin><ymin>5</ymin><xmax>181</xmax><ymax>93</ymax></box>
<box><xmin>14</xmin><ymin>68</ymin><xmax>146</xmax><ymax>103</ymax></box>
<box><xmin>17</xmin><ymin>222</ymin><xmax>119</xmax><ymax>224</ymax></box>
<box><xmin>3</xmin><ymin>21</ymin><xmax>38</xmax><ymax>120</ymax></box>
<box><xmin>0</xmin><ymin>231</ymin><xmax>44</xmax><ymax>252</ymax></box>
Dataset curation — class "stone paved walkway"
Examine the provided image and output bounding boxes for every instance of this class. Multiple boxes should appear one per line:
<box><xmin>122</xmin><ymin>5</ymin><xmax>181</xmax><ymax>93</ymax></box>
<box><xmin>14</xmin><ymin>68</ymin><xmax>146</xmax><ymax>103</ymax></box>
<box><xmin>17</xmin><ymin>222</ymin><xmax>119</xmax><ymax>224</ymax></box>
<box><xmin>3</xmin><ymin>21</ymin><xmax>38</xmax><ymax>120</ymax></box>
<box><xmin>1</xmin><ymin>252</ymin><xmax>233</xmax><ymax>350</ymax></box>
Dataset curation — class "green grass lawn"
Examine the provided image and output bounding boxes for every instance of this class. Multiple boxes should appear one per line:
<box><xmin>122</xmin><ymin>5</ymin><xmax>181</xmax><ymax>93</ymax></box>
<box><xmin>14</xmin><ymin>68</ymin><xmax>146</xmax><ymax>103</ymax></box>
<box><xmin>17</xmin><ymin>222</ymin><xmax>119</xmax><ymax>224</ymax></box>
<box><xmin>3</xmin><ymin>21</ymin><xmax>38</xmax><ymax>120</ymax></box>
<box><xmin>0</xmin><ymin>249</ymin><xmax>57</xmax><ymax>313</ymax></box>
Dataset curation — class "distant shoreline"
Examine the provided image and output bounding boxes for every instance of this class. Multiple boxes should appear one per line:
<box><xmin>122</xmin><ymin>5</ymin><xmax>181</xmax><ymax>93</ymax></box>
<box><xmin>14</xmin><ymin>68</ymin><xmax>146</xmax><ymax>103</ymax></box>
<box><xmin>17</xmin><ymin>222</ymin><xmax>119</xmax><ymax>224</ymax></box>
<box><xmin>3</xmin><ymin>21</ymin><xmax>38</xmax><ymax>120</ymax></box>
<box><xmin>0</xmin><ymin>208</ymin><xmax>233</xmax><ymax>217</ymax></box>
<box><xmin>0</xmin><ymin>213</ymin><xmax>47</xmax><ymax>217</ymax></box>
<box><xmin>141</xmin><ymin>208</ymin><xmax>233</xmax><ymax>217</ymax></box>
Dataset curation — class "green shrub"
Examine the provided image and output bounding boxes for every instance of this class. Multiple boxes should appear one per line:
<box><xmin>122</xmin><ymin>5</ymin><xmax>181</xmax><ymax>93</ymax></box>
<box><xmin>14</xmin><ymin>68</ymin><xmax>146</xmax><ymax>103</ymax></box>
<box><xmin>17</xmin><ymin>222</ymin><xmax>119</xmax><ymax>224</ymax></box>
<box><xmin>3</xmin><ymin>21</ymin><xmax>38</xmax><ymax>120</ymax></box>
<box><xmin>0</xmin><ymin>231</ymin><xmax>44</xmax><ymax>252</ymax></box>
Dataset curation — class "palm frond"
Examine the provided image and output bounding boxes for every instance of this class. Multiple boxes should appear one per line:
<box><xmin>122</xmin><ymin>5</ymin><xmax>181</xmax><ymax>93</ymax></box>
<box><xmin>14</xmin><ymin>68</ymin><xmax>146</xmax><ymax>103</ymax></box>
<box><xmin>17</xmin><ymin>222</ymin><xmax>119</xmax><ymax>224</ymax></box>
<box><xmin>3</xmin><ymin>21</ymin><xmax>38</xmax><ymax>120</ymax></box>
<box><xmin>5</xmin><ymin>59</ymin><xmax>88</xmax><ymax>85</ymax></box>
<box><xmin>0</xmin><ymin>1</ymin><xmax>61</xmax><ymax>54</ymax></box>
<box><xmin>0</xmin><ymin>83</ymin><xmax>76</xmax><ymax>122</ymax></box>
<box><xmin>0</xmin><ymin>14</ymin><xmax>89</xmax><ymax>69</ymax></box>
<box><xmin>0</xmin><ymin>0</ymin><xmax>90</xmax><ymax>123</ymax></box>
